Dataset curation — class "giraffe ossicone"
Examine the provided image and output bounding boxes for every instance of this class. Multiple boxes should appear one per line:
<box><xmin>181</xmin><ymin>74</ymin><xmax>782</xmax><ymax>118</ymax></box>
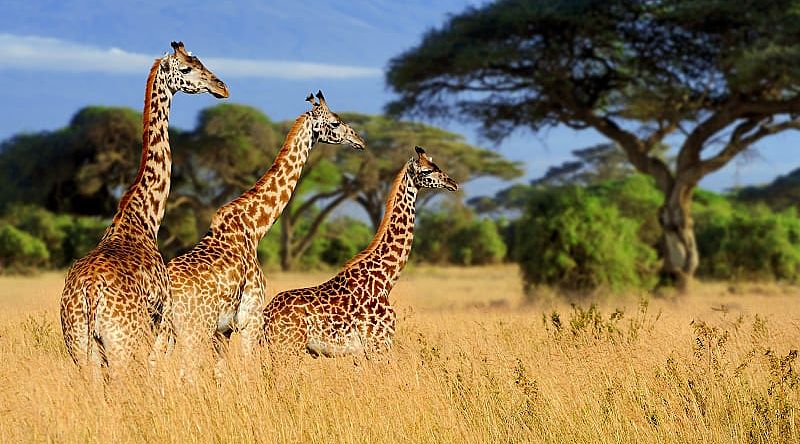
<box><xmin>163</xmin><ymin>91</ymin><xmax>366</xmax><ymax>373</ymax></box>
<box><xmin>59</xmin><ymin>42</ymin><xmax>228</xmax><ymax>376</ymax></box>
<box><xmin>263</xmin><ymin>146</ymin><xmax>458</xmax><ymax>358</ymax></box>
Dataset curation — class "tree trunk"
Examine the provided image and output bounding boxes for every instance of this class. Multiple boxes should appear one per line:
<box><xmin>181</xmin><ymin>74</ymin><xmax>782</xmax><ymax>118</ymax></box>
<box><xmin>657</xmin><ymin>183</ymin><xmax>699</xmax><ymax>293</ymax></box>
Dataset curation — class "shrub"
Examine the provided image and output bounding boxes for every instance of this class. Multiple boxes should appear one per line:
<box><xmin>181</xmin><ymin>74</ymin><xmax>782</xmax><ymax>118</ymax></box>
<box><xmin>592</xmin><ymin>174</ymin><xmax>663</xmax><ymax>246</ymax></box>
<box><xmin>0</xmin><ymin>224</ymin><xmax>50</xmax><ymax>273</ymax></box>
<box><xmin>515</xmin><ymin>186</ymin><xmax>658</xmax><ymax>295</ymax></box>
<box><xmin>414</xmin><ymin>201</ymin><xmax>507</xmax><ymax>265</ymax></box>
<box><xmin>450</xmin><ymin>218</ymin><xmax>507</xmax><ymax>265</ymax></box>
<box><xmin>0</xmin><ymin>205</ymin><xmax>106</xmax><ymax>269</ymax></box>
<box><xmin>697</xmin><ymin>205</ymin><xmax>800</xmax><ymax>281</ymax></box>
<box><xmin>1</xmin><ymin>204</ymin><xmax>69</xmax><ymax>265</ymax></box>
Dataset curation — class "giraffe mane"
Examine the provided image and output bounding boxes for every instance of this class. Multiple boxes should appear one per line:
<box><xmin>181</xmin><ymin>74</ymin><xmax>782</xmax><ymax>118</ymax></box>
<box><xmin>343</xmin><ymin>162</ymin><xmax>410</xmax><ymax>268</ymax></box>
<box><xmin>114</xmin><ymin>58</ymin><xmax>162</xmax><ymax>222</ymax></box>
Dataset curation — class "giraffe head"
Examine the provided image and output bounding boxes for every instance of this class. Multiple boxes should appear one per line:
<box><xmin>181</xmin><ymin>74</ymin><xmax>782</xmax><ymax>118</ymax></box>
<box><xmin>305</xmin><ymin>91</ymin><xmax>366</xmax><ymax>150</ymax></box>
<box><xmin>409</xmin><ymin>146</ymin><xmax>459</xmax><ymax>191</ymax></box>
<box><xmin>161</xmin><ymin>41</ymin><xmax>230</xmax><ymax>98</ymax></box>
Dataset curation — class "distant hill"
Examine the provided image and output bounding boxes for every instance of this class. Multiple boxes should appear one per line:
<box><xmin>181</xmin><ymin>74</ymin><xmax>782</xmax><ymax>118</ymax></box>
<box><xmin>737</xmin><ymin>167</ymin><xmax>800</xmax><ymax>210</ymax></box>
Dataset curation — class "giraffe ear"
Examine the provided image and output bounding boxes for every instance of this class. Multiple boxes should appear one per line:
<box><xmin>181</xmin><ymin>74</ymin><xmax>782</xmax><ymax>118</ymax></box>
<box><xmin>305</xmin><ymin>92</ymin><xmax>316</xmax><ymax>106</ymax></box>
<box><xmin>415</xmin><ymin>146</ymin><xmax>426</xmax><ymax>157</ymax></box>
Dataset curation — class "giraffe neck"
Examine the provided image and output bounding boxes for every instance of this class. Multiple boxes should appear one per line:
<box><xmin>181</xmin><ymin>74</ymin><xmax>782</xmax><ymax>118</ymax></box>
<box><xmin>211</xmin><ymin>114</ymin><xmax>315</xmax><ymax>241</ymax></box>
<box><xmin>111</xmin><ymin>58</ymin><xmax>173</xmax><ymax>240</ymax></box>
<box><xmin>345</xmin><ymin>164</ymin><xmax>418</xmax><ymax>293</ymax></box>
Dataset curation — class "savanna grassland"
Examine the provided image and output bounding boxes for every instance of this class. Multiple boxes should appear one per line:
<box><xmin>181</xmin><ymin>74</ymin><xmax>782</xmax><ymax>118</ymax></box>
<box><xmin>0</xmin><ymin>265</ymin><xmax>798</xmax><ymax>443</ymax></box>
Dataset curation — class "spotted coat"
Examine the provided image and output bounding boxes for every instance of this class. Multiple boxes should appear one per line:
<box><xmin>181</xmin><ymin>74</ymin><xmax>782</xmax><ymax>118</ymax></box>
<box><xmin>263</xmin><ymin>146</ymin><xmax>458</xmax><ymax>357</ymax></box>
<box><xmin>59</xmin><ymin>42</ymin><xmax>228</xmax><ymax>374</ymax></box>
<box><xmin>164</xmin><ymin>92</ymin><xmax>366</xmax><ymax>368</ymax></box>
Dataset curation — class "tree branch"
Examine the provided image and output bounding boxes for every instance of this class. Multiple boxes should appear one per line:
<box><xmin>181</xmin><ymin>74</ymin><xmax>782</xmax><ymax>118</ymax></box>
<box><xmin>577</xmin><ymin>111</ymin><xmax>674</xmax><ymax>191</ymax></box>
<box><xmin>695</xmin><ymin>117</ymin><xmax>800</xmax><ymax>177</ymax></box>
<box><xmin>291</xmin><ymin>191</ymin><xmax>356</xmax><ymax>259</ymax></box>
<box><xmin>294</xmin><ymin>189</ymin><xmax>346</xmax><ymax>218</ymax></box>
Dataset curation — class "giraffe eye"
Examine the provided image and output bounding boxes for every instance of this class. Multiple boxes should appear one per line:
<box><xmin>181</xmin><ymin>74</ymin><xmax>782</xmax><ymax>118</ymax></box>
<box><xmin>330</xmin><ymin>121</ymin><xmax>341</xmax><ymax>128</ymax></box>
<box><xmin>179</xmin><ymin>67</ymin><xmax>192</xmax><ymax>74</ymax></box>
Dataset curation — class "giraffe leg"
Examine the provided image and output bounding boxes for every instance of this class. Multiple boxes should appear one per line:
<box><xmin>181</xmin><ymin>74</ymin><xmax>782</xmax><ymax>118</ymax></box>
<box><xmin>212</xmin><ymin>328</ymin><xmax>233</xmax><ymax>379</ymax></box>
<box><xmin>237</xmin><ymin>280</ymin><xmax>266</xmax><ymax>361</ymax></box>
<box><xmin>172</xmin><ymin>308</ymin><xmax>215</xmax><ymax>382</ymax></box>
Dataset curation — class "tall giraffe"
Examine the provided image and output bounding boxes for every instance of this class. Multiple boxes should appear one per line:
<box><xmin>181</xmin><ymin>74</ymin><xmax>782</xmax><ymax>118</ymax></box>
<box><xmin>164</xmin><ymin>91</ymin><xmax>366</xmax><ymax>368</ymax></box>
<box><xmin>263</xmin><ymin>146</ymin><xmax>458</xmax><ymax>357</ymax></box>
<box><xmin>60</xmin><ymin>42</ymin><xmax>229</xmax><ymax>374</ymax></box>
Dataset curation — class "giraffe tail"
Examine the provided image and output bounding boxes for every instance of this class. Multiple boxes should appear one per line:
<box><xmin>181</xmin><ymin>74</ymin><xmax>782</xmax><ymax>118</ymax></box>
<box><xmin>82</xmin><ymin>280</ymin><xmax>104</xmax><ymax>367</ymax></box>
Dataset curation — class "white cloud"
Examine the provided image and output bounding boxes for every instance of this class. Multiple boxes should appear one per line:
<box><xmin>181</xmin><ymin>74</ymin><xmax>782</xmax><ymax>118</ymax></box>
<box><xmin>206</xmin><ymin>57</ymin><xmax>380</xmax><ymax>79</ymax></box>
<box><xmin>0</xmin><ymin>34</ymin><xmax>381</xmax><ymax>80</ymax></box>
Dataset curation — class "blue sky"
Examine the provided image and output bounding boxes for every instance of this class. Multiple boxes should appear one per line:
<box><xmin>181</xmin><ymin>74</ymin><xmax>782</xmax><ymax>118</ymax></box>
<box><xmin>1</xmin><ymin>0</ymin><xmax>798</xmax><ymax>199</ymax></box>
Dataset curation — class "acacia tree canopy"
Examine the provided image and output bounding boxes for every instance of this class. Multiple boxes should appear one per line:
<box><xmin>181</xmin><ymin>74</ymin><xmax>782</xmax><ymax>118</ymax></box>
<box><xmin>386</xmin><ymin>0</ymin><xmax>800</xmax><ymax>290</ymax></box>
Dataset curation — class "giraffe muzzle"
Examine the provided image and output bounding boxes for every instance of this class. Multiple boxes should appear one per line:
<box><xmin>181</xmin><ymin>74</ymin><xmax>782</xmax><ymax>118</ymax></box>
<box><xmin>210</xmin><ymin>80</ymin><xmax>230</xmax><ymax>99</ymax></box>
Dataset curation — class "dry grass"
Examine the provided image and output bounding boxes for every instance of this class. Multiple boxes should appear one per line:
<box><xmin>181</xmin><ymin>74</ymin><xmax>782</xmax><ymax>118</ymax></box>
<box><xmin>0</xmin><ymin>265</ymin><xmax>798</xmax><ymax>443</ymax></box>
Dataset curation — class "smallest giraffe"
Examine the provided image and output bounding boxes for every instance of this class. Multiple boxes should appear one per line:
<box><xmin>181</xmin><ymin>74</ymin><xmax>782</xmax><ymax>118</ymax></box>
<box><xmin>263</xmin><ymin>146</ymin><xmax>458</xmax><ymax>357</ymax></box>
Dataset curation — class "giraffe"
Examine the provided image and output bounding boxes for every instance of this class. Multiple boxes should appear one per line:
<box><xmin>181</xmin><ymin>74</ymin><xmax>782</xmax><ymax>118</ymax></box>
<box><xmin>263</xmin><ymin>146</ymin><xmax>458</xmax><ymax>357</ymax></box>
<box><xmin>163</xmin><ymin>91</ymin><xmax>366</xmax><ymax>370</ymax></box>
<box><xmin>59</xmin><ymin>42</ymin><xmax>229</xmax><ymax>375</ymax></box>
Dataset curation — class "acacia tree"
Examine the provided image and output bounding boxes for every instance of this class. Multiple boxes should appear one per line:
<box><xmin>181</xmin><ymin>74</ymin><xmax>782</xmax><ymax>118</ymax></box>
<box><xmin>386</xmin><ymin>0</ymin><xmax>800</xmax><ymax>290</ymax></box>
<box><xmin>0</xmin><ymin>107</ymin><xmax>142</xmax><ymax>216</ymax></box>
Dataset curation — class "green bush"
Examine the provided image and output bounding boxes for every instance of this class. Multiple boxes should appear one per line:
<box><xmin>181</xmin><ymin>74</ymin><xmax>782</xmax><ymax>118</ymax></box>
<box><xmin>0</xmin><ymin>224</ymin><xmax>50</xmax><ymax>273</ymax></box>
<box><xmin>515</xmin><ymin>186</ymin><xmax>658</xmax><ymax>295</ymax></box>
<box><xmin>697</xmin><ymin>205</ymin><xmax>800</xmax><ymax>281</ymax></box>
<box><xmin>592</xmin><ymin>174</ymin><xmax>663</xmax><ymax>246</ymax></box>
<box><xmin>450</xmin><ymin>218</ymin><xmax>507</xmax><ymax>265</ymax></box>
<box><xmin>414</xmin><ymin>201</ymin><xmax>507</xmax><ymax>265</ymax></box>
<box><xmin>0</xmin><ymin>204</ymin><xmax>106</xmax><ymax>268</ymax></box>
<box><xmin>1</xmin><ymin>204</ymin><xmax>68</xmax><ymax>265</ymax></box>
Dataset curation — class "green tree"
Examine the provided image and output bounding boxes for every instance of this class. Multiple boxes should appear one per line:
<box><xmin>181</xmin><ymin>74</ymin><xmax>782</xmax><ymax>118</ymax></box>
<box><xmin>468</xmin><ymin>183</ymin><xmax>533</xmax><ymax>217</ymax></box>
<box><xmin>0</xmin><ymin>104</ymin><xmax>521</xmax><ymax>269</ymax></box>
<box><xmin>387</xmin><ymin>0</ymin><xmax>800</xmax><ymax>291</ymax></box>
<box><xmin>0</xmin><ymin>107</ymin><xmax>141</xmax><ymax>215</ymax></box>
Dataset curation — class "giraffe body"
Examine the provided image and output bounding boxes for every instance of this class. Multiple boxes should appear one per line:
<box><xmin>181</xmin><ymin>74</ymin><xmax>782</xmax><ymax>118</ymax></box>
<box><xmin>59</xmin><ymin>42</ymin><xmax>228</xmax><ymax>373</ymax></box>
<box><xmin>165</xmin><ymin>92</ymin><xmax>366</xmax><ymax>368</ymax></box>
<box><xmin>263</xmin><ymin>146</ymin><xmax>458</xmax><ymax>357</ymax></box>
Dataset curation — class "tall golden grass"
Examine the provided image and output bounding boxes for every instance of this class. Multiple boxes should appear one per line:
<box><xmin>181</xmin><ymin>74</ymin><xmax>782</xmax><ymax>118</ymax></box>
<box><xmin>0</xmin><ymin>266</ymin><xmax>798</xmax><ymax>443</ymax></box>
